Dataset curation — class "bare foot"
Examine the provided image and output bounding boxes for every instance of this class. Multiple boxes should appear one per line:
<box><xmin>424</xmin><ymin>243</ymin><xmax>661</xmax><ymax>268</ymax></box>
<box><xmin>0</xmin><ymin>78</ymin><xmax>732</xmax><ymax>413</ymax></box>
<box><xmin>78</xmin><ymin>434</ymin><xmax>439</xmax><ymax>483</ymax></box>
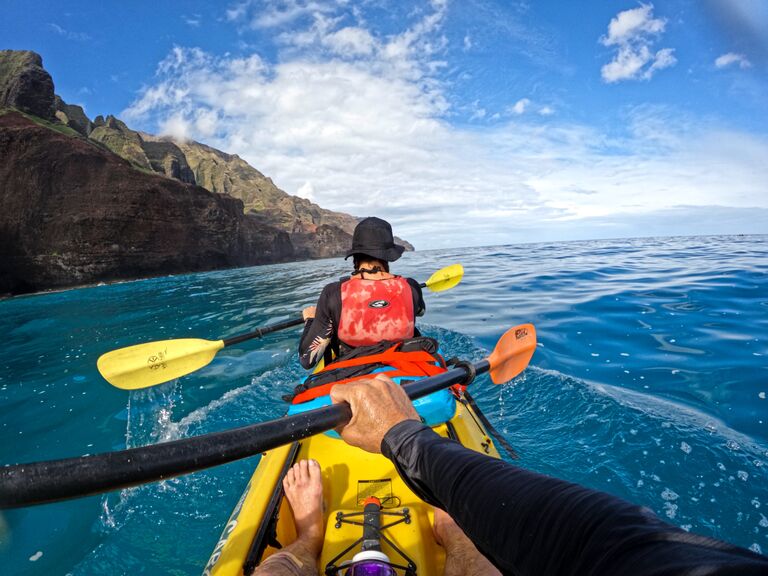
<box><xmin>283</xmin><ymin>459</ymin><xmax>325</xmax><ymax>555</ymax></box>
<box><xmin>433</xmin><ymin>508</ymin><xmax>501</xmax><ymax>576</ymax></box>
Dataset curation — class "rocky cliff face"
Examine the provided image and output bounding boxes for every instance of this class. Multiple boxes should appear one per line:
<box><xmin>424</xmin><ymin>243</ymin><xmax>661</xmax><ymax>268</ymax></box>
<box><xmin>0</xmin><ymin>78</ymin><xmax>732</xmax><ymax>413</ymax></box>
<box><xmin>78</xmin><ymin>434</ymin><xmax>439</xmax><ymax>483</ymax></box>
<box><xmin>94</xmin><ymin>125</ymin><xmax>415</xmax><ymax>255</ymax></box>
<box><xmin>89</xmin><ymin>115</ymin><xmax>153</xmax><ymax>171</ymax></box>
<box><xmin>142</xmin><ymin>139</ymin><xmax>196</xmax><ymax>184</ymax></box>
<box><xmin>89</xmin><ymin>123</ymin><xmax>417</xmax><ymax>254</ymax></box>
<box><xmin>141</xmin><ymin>134</ymin><xmax>413</xmax><ymax>251</ymax></box>
<box><xmin>0</xmin><ymin>111</ymin><xmax>293</xmax><ymax>294</ymax></box>
<box><xmin>55</xmin><ymin>96</ymin><xmax>93</xmax><ymax>136</ymax></box>
<box><xmin>0</xmin><ymin>50</ymin><xmax>55</xmax><ymax>120</ymax></box>
<box><xmin>0</xmin><ymin>49</ymin><xmax>413</xmax><ymax>294</ymax></box>
<box><xmin>168</xmin><ymin>137</ymin><xmax>359</xmax><ymax>230</ymax></box>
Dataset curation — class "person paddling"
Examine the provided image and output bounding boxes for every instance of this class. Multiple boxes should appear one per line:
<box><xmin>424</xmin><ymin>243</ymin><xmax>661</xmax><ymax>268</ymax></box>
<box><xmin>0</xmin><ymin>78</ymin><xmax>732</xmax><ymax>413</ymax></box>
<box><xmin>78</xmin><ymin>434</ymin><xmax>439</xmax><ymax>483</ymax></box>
<box><xmin>254</xmin><ymin>376</ymin><xmax>768</xmax><ymax>576</ymax></box>
<box><xmin>259</xmin><ymin>218</ymin><xmax>497</xmax><ymax>575</ymax></box>
<box><xmin>299</xmin><ymin>217</ymin><xmax>425</xmax><ymax>369</ymax></box>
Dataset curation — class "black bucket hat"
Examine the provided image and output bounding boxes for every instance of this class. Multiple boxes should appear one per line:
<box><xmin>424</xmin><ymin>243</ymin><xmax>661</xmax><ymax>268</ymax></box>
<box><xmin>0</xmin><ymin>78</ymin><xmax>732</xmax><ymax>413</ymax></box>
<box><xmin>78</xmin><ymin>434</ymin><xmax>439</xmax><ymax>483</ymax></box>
<box><xmin>344</xmin><ymin>217</ymin><xmax>405</xmax><ymax>262</ymax></box>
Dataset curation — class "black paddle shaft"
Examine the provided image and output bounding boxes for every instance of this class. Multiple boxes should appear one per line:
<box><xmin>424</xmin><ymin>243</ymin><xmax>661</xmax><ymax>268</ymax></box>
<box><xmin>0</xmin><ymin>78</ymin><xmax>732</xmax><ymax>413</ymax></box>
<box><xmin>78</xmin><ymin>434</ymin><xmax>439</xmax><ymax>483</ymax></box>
<box><xmin>0</xmin><ymin>361</ymin><xmax>489</xmax><ymax>509</ymax></box>
<box><xmin>223</xmin><ymin>316</ymin><xmax>304</xmax><ymax>347</ymax></box>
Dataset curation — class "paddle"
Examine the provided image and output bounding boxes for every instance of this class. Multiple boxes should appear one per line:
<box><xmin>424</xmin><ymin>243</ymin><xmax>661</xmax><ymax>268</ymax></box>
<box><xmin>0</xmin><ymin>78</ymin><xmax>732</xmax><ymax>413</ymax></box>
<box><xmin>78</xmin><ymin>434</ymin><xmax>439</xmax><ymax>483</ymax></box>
<box><xmin>97</xmin><ymin>264</ymin><xmax>465</xmax><ymax>390</ymax></box>
<box><xmin>0</xmin><ymin>323</ymin><xmax>535</xmax><ymax>509</ymax></box>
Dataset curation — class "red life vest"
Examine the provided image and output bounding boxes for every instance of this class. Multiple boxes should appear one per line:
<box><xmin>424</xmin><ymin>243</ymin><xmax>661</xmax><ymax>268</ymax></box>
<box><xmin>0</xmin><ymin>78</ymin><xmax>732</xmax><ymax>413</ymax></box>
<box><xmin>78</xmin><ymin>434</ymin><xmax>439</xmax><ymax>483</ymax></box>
<box><xmin>338</xmin><ymin>276</ymin><xmax>415</xmax><ymax>348</ymax></box>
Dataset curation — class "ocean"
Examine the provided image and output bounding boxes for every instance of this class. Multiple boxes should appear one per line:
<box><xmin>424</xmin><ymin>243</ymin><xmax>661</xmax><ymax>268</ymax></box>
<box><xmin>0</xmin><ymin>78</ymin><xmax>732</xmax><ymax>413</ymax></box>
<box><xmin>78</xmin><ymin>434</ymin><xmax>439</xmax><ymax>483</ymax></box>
<box><xmin>1</xmin><ymin>234</ymin><xmax>766</xmax><ymax>574</ymax></box>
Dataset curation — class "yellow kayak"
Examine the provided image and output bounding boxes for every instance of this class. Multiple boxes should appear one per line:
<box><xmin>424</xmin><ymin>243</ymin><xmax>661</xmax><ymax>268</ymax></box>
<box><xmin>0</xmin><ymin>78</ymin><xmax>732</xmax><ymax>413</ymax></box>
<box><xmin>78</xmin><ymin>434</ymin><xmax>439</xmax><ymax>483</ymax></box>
<box><xmin>203</xmin><ymin>348</ymin><xmax>502</xmax><ymax>576</ymax></box>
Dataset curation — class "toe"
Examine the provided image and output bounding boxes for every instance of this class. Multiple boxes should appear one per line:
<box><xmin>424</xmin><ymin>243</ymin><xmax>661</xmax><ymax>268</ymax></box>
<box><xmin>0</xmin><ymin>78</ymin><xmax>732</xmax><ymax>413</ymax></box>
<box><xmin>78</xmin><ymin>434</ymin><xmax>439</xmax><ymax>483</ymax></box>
<box><xmin>308</xmin><ymin>461</ymin><xmax>322</xmax><ymax>495</ymax></box>
<box><xmin>298</xmin><ymin>459</ymin><xmax>309</xmax><ymax>480</ymax></box>
<box><xmin>283</xmin><ymin>466</ymin><xmax>296</xmax><ymax>490</ymax></box>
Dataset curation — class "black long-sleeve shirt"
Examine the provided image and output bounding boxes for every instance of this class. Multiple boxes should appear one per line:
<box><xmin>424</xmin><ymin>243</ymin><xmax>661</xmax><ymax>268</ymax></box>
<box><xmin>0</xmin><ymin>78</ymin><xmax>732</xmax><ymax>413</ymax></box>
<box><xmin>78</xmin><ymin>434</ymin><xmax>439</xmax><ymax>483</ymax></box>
<box><xmin>298</xmin><ymin>277</ymin><xmax>425</xmax><ymax>369</ymax></box>
<box><xmin>381</xmin><ymin>420</ymin><xmax>768</xmax><ymax>576</ymax></box>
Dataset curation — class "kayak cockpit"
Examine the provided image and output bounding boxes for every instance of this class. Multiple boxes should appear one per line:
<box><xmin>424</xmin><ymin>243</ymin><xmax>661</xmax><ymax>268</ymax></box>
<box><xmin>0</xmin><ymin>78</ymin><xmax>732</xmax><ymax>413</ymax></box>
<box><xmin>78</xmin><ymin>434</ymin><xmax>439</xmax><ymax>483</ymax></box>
<box><xmin>204</xmin><ymin>399</ymin><xmax>499</xmax><ymax>576</ymax></box>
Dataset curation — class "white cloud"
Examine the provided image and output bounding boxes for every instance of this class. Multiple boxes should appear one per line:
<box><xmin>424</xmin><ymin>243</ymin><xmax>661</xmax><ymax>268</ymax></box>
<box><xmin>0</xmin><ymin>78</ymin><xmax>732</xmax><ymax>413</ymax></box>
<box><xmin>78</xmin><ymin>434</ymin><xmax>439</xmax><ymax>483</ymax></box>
<box><xmin>124</xmin><ymin>1</ymin><xmax>768</xmax><ymax>249</ymax></box>
<box><xmin>281</xmin><ymin>21</ymin><xmax>376</xmax><ymax>57</ymax></box>
<box><xmin>508</xmin><ymin>99</ymin><xmax>555</xmax><ymax>117</ymax></box>
<box><xmin>602</xmin><ymin>4</ymin><xmax>665</xmax><ymax>46</ymax></box>
<box><xmin>227</xmin><ymin>0</ymin><xmax>342</xmax><ymax>30</ymax></box>
<box><xmin>463</xmin><ymin>35</ymin><xmax>472</xmax><ymax>51</ymax></box>
<box><xmin>296</xmin><ymin>181</ymin><xmax>315</xmax><ymax>200</ymax></box>
<box><xmin>47</xmin><ymin>22</ymin><xmax>91</xmax><ymax>42</ymax></box>
<box><xmin>324</xmin><ymin>26</ymin><xmax>376</xmax><ymax>56</ymax></box>
<box><xmin>600</xmin><ymin>4</ymin><xmax>676</xmax><ymax>83</ymax></box>
<box><xmin>715</xmin><ymin>52</ymin><xmax>752</xmax><ymax>69</ymax></box>
<box><xmin>194</xmin><ymin>109</ymin><xmax>219</xmax><ymax>138</ymax></box>
<box><xmin>649</xmin><ymin>47</ymin><xmax>676</xmax><ymax>73</ymax></box>
<box><xmin>183</xmin><ymin>14</ymin><xmax>202</xmax><ymax>27</ymax></box>
<box><xmin>510</xmin><ymin>98</ymin><xmax>530</xmax><ymax>115</ymax></box>
<box><xmin>469</xmin><ymin>102</ymin><xmax>487</xmax><ymax>120</ymax></box>
<box><xmin>226</xmin><ymin>2</ymin><xmax>248</xmax><ymax>22</ymax></box>
<box><xmin>159</xmin><ymin>114</ymin><xmax>191</xmax><ymax>141</ymax></box>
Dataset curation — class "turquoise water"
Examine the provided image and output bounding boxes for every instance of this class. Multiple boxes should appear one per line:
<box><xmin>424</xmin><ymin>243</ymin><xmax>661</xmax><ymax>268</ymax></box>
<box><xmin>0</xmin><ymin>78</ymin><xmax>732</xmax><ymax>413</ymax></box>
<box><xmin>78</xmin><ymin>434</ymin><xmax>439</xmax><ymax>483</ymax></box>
<box><xmin>1</xmin><ymin>234</ymin><xmax>767</xmax><ymax>574</ymax></box>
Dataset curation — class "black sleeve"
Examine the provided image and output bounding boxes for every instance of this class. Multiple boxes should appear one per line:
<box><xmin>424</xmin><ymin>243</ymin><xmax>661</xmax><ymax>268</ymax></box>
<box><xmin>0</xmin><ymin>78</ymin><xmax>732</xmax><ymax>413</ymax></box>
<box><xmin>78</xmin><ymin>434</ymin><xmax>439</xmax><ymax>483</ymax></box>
<box><xmin>298</xmin><ymin>282</ymin><xmax>341</xmax><ymax>369</ymax></box>
<box><xmin>406</xmin><ymin>277</ymin><xmax>425</xmax><ymax>317</ymax></box>
<box><xmin>381</xmin><ymin>420</ymin><xmax>768</xmax><ymax>576</ymax></box>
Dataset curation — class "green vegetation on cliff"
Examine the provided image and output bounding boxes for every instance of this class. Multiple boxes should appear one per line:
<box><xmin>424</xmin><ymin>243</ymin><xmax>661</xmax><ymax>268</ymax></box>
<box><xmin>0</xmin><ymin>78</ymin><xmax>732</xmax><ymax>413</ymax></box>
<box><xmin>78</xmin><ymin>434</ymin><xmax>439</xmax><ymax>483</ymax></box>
<box><xmin>90</xmin><ymin>116</ymin><xmax>153</xmax><ymax>171</ymax></box>
<box><xmin>0</xmin><ymin>50</ymin><xmax>56</xmax><ymax>119</ymax></box>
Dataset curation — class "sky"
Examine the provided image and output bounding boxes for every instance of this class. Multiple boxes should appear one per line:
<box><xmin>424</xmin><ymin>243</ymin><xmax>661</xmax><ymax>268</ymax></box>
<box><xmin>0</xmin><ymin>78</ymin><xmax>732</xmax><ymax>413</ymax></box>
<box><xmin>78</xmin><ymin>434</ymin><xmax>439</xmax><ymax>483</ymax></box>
<box><xmin>3</xmin><ymin>0</ymin><xmax>767</xmax><ymax>249</ymax></box>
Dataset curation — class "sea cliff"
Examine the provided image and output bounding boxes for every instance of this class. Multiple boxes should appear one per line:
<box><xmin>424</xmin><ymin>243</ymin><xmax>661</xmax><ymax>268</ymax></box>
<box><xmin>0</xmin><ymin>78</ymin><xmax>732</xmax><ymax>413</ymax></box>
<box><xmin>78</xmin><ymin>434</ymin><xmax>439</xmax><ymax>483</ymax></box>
<box><xmin>0</xmin><ymin>50</ymin><xmax>412</xmax><ymax>295</ymax></box>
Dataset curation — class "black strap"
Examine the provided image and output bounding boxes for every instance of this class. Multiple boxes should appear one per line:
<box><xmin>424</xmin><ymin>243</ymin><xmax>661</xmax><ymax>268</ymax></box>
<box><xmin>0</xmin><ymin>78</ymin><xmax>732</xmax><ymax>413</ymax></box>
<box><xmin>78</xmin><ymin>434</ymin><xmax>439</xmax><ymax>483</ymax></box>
<box><xmin>288</xmin><ymin>337</ymin><xmax>442</xmax><ymax>402</ymax></box>
<box><xmin>352</xmin><ymin>266</ymin><xmax>385</xmax><ymax>277</ymax></box>
<box><xmin>446</xmin><ymin>358</ymin><xmax>476</xmax><ymax>386</ymax></box>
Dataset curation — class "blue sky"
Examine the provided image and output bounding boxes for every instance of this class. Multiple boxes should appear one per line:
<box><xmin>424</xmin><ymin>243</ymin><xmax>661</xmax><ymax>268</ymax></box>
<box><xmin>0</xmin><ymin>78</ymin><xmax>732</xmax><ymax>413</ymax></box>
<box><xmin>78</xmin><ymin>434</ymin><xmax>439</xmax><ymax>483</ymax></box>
<box><xmin>3</xmin><ymin>0</ymin><xmax>767</xmax><ymax>249</ymax></box>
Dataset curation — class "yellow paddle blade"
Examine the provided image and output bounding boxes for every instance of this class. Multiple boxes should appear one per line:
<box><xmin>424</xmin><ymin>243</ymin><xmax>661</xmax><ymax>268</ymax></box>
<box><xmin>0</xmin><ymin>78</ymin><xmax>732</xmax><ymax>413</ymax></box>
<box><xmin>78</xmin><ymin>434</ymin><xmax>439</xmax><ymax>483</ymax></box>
<box><xmin>424</xmin><ymin>263</ymin><xmax>464</xmax><ymax>292</ymax></box>
<box><xmin>97</xmin><ymin>338</ymin><xmax>225</xmax><ymax>390</ymax></box>
<box><xmin>488</xmin><ymin>323</ymin><xmax>537</xmax><ymax>385</ymax></box>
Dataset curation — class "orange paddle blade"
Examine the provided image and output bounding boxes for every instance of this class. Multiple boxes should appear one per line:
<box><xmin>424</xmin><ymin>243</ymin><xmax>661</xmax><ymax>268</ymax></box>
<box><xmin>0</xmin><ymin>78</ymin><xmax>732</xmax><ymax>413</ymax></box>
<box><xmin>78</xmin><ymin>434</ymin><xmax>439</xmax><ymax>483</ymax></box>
<box><xmin>487</xmin><ymin>323</ymin><xmax>537</xmax><ymax>384</ymax></box>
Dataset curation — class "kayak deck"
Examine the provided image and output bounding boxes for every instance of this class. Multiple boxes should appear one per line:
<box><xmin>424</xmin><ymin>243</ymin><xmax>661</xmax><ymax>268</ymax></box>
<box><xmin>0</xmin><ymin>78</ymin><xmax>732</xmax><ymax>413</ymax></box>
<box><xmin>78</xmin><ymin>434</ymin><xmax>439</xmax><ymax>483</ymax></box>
<box><xmin>205</xmin><ymin>398</ymin><xmax>500</xmax><ymax>576</ymax></box>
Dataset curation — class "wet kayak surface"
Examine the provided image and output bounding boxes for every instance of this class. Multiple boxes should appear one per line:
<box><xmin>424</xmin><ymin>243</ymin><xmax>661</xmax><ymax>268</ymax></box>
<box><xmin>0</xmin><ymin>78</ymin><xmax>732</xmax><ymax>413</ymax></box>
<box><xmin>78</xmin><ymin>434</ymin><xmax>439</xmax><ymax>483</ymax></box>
<box><xmin>1</xmin><ymin>234</ymin><xmax>766</xmax><ymax>574</ymax></box>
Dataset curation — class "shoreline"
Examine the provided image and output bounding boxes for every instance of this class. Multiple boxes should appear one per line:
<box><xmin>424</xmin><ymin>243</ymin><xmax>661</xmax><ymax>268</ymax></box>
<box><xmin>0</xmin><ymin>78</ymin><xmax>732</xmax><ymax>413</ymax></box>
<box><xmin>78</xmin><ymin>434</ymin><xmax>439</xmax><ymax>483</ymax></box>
<box><xmin>0</xmin><ymin>253</ymin><xmax>347</xmax><ymax>301</ymax></box>
<box><xmin>3</xmin><ymin>232</ymin><xmax>764</xmax><ymax>302</ymax></box>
